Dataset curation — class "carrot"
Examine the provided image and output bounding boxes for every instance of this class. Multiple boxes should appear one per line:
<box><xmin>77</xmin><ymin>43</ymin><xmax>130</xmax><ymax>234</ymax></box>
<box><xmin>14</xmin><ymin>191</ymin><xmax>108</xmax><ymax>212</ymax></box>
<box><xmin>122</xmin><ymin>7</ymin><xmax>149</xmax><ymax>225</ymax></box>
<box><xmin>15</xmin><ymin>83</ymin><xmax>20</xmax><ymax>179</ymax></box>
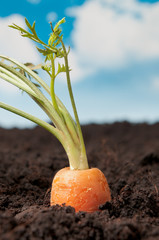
<box><xmin>0</xmin><ymin>17</ymin><xmax>111</xmax><ymax>213</ymax></box>
<box><xmin>51</xmin><ymin>167</ymin><xmax>111</xmax><ymax>212</ymax></box>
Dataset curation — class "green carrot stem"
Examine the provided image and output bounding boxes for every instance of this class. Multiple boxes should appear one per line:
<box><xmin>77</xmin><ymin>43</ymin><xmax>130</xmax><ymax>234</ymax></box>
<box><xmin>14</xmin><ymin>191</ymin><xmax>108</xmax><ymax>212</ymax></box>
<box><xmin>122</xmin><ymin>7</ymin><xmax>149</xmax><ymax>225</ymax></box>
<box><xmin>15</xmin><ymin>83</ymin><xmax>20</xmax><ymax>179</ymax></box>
<box><xmin>0</xmin><ymin>101</ymin><xmax>62</xmax><ymax>141</ymax></box>
<box><xmin>58</xmin><ymin>37</ymin><xmax>88</xmax><ymax>169</ymax></box>
<box><xmin>0</xmin><ymin>18</ymin><xmax>89</xmax><ymax>170</ymax></box>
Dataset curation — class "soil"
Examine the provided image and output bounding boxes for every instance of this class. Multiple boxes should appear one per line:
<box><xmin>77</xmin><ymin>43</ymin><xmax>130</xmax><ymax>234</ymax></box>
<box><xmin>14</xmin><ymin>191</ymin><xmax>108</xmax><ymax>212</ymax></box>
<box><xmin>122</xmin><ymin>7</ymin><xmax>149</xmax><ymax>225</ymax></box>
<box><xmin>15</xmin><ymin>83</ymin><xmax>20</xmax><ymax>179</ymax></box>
<box><xmin>0</xmin><ymin>122</ymin><xmax>159</xmax><ymax>240</ymax></box>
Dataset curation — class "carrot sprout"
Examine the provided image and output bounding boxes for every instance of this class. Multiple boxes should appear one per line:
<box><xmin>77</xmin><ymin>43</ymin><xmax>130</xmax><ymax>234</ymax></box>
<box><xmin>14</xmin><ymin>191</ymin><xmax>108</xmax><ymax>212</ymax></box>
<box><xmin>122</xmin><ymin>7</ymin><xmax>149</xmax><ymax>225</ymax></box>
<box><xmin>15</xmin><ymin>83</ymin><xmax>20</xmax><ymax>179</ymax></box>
<box><xmin>0</xmin><ymin>17</ymin><xmax>89</xmax><ymax>170</ymax></box>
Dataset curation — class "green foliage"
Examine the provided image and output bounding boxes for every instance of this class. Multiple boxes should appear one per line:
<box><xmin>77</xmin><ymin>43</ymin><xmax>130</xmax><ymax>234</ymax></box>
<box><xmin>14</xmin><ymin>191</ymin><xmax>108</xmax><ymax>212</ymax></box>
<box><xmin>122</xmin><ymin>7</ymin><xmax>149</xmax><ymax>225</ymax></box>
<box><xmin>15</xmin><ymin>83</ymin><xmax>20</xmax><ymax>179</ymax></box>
<box><xmin>9</xmin><ymin>17</ymin><xmax>66</xmax><ymax>63</ymax></box>
<box><xmin>57</xmin><ymin>62</ymin><xmax>66</xmax><ymax>74</ymax></box>
<box><xmin>0</xmin><ymin>17</ymin><xmax>89</xmax><ymax>170</ymax></box>
<box><xmin>9</xmin><ymin>18</ymin><xmax>71</xmax><ymax>97</ymax></box>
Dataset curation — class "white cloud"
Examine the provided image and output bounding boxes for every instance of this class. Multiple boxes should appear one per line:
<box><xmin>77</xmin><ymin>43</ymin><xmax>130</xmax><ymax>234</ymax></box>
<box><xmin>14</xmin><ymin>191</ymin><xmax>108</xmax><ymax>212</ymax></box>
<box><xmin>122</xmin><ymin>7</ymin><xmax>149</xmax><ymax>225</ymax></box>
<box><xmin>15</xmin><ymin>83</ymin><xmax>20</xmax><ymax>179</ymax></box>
<box><xmin>67</xmin><ymin>0</ymin><xmax>159</xmax><ymax>78</ymax></box>
<box><xmin>68</xmin><ymin>50</ymin><xmax>94</xmax><ymax>82</ymax></box>
<box><xmin>27</xmin><ymin>0</ymin><xmax>41</xmax><ymax>4</ymax></box>
<box><xmin>46</xmin><ymin>12</ymin><xmax>58</xmax><ymax>23</ymax></box>
<box><xmin>0</xmin><ymin>14</ymin><xmax>42</xmax><ymax>93</ymax></box>
<box><xmin>151</xmin><ymin>76</ymin><xmax>159</xmax><ymax>91</ymax></box>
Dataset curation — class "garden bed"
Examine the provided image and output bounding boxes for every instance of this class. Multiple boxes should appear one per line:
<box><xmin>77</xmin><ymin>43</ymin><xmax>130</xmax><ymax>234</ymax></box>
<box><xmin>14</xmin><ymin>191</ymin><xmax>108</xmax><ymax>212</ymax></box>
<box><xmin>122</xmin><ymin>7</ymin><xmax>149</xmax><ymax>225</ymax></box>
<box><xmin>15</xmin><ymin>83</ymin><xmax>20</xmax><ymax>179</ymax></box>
<box><xmin>0</xmin><ymin>122</ymin><xmax>159</xmax><ymax>240</ymax></box>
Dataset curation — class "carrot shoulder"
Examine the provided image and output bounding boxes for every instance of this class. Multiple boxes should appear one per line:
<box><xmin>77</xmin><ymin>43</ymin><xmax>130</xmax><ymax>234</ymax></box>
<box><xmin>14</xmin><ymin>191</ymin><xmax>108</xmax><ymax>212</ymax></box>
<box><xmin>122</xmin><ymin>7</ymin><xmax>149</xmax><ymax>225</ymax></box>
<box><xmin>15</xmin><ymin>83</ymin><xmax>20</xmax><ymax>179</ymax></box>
<box><xmin>51</xmin><ymin>167</ymin><xmax>111</xmax><ymax>212</ymax></box>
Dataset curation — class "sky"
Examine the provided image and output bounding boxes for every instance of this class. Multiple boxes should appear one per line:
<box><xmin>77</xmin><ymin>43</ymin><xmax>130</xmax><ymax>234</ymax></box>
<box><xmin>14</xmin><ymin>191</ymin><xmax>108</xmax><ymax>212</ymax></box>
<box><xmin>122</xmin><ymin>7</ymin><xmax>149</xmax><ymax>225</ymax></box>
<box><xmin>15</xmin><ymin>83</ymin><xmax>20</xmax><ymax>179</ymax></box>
<box><xmin>0</xmin><ymin>0</ymin><xmax>159</xmax><ymax>128</ymax></box>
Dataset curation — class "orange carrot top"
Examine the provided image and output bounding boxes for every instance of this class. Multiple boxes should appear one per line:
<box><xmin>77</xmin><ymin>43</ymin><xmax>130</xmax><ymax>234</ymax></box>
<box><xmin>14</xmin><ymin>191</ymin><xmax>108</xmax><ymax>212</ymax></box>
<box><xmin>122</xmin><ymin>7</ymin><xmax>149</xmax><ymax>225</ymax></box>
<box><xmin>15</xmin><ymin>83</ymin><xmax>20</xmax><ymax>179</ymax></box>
<box><xmin>51</xmin><ymin>167</ymin><xmax>111</xmax><ymax>212</ymax></box>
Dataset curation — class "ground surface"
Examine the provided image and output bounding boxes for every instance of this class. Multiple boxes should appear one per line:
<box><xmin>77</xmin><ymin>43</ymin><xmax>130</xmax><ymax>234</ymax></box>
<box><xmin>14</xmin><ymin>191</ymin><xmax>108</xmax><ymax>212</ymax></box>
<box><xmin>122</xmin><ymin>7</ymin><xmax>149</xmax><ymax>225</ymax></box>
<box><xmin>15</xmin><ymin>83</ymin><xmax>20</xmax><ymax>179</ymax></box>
<box><xmin>0</xmin><ymin>122</ymin><xmax>159</xmax><ymax>240</ymax></box>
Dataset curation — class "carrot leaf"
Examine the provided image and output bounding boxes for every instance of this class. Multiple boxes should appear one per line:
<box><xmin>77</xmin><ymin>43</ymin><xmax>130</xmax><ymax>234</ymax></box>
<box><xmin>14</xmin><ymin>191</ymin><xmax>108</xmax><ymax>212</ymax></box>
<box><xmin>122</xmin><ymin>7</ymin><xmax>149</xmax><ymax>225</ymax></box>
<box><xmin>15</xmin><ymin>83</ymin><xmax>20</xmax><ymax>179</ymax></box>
<box><xmin>0</xmin><ymin>17</ymin><xmax>89</xmax><ymax>170</ymax></box>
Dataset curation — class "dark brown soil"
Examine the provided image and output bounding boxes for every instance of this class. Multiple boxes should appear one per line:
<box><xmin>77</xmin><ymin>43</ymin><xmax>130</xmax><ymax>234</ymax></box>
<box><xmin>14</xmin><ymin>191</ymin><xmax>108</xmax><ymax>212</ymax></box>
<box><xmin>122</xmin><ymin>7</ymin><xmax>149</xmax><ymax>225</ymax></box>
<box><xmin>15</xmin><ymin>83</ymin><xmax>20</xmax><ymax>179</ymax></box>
<box><xmin>0</xmin><ymin>122</ymin><xmax>159</xmax><ymax>240</ymax></box>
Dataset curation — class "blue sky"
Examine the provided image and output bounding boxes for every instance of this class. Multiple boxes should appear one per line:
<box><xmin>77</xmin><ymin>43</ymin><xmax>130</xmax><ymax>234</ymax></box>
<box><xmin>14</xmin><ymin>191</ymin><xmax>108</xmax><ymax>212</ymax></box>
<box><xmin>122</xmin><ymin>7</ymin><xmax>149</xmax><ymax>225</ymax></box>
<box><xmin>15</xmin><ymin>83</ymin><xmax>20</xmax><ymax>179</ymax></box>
<box><xmin>0</xmin><ymin>0</ymin><xmax>159</xmax><ymax>128</ymax></box>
